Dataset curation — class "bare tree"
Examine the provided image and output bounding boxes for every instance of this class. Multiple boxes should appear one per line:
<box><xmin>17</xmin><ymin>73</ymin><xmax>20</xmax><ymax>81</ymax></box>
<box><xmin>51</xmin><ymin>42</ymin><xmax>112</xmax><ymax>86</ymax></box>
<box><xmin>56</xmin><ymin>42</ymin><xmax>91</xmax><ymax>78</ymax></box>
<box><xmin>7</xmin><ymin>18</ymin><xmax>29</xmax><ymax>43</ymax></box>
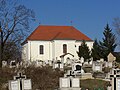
<box><xmin>0</xmin><ymin>0</ymin><xmax>35</xmax><ymax>64</ymax></box>
<box><xmin>113</xmin><ymin>17</ymin><xmax>120</xmax><ymax>35</ymax></box>
<box><xmin>113</xmin><ymin>17</ymin><xmax>120</xmax><ymax>46</ymax></box>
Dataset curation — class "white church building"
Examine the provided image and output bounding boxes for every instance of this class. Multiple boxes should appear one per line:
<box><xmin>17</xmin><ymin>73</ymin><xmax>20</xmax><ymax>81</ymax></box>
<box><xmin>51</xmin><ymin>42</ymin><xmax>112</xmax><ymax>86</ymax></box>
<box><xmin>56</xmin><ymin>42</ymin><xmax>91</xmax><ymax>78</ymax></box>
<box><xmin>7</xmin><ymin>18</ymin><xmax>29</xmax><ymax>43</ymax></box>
<box><xmin>22</xmin><ymin>25</ymin><xmax>93</xmax><ymax>63</ymax></box>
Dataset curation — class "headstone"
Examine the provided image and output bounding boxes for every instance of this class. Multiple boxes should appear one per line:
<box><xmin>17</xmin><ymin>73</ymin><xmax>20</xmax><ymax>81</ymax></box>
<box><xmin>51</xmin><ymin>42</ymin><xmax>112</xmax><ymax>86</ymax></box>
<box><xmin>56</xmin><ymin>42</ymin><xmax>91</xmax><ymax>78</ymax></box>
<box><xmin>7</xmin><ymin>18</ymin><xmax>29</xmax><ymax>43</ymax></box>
<box><xmin>107</xmin><ymin>86</ymin><xmax>112</xmax><ymax>90</ymax></box>
<box><xmin>80</xmin><ymin>57</ymin><xmax>84</xmax><ymax>64</ymax></box>
<box><xmin>71</xmin><ymin>78</ymin><xmax>80</xmax><ymax>87</ymax></box>
<box><xmin>59</xmin><ymin>70</ymin><xmax>81</xmax><ymax>90</ymax></box>
<box><xmin>107</xmin><ymin>53</ymin><xmax>116</xmax><ymax>62</ymax></box>
<box><xmin>2</xmin><ymin>61</ymin><xmax>7</xmax><ymax>67</ymax></box>
<box><xmin>92</xmin><ymin>61</ymin><xmax>102</xmax><ymax>72</ymax></box>
<box><xmin>53</xmin><ymin>61</ymin><xmax>64</xmax><ymax>70</ymax></box>
<box><xmin>9</xmin><ymin>72</ymin><xmax>32</xmax><ymax>90</ymax></box>
<box><xmin>35</xmin><ymin>60</ymin><xmax>43</xmax><ymax>67</ymax></box>
<box><xmin>59</xmin><ymin>78</ymin><xmax>70</xmax><ymax>88</ymax></box>
<box><xmin>109</xmin><ymin>69</ymin><xmax>120</xmax><ymax>90</ymax></box>
<box><xmin>100</xmin><ymin>58</ymin><xmax>104</xmax><ymax>62</ymax></box>
<box><xmin>9</xmin><ymin>80</ymin><xmax>20</xmax><ymax>90</ymax></box>
<box><xmin>23</xmin><ymin>79</ymin><xmax>32</xmax><ymax>89</ymax></box>
<box><xmin>10</xmin><ymin>60</ymin><xmax>16</xmax><ymax>68</ymax></box>
<box><xmin>72</xmin><ymin>63</ymin><xmax>84</xmax><ymax>75</ymax></box>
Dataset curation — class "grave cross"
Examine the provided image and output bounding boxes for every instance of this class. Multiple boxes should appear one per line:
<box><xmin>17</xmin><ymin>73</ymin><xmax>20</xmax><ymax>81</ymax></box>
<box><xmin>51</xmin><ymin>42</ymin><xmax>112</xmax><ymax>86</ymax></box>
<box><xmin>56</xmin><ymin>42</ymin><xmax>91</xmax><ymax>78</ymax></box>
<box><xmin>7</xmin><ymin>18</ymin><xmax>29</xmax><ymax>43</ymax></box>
<box><xmin>66</xmin><ymin>71</ymin><xmax>75</xmax><ymax>87</ymax></box>
<box><xmin>57</xmin><ymin>61</ymin><xmax>61</xmax><ymax>69</ymax></box>
<box><xmin>67</xmin><ymin>71</ymin><xmax>75</xmax><ymax>77</ymax></box>
<box><xmin>110</xmin><ymin>69</ymin><xmax>120</xmax><ymax>90</ymax></box>
<box><xmin>14</xmin><ymin>72</ymin><xmax>26</xmax><ymax>90</ymax></box>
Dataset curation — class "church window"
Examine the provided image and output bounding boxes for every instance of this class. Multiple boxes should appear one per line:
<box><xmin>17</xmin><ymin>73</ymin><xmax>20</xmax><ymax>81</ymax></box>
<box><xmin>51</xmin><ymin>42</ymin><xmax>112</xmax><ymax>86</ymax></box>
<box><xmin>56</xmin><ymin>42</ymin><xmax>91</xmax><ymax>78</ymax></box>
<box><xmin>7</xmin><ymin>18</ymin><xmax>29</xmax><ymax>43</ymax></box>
<box><xmin>39</xmin><ymin>45</ymin><xmax>44</xmax><ymax>54</ymax></box>
<box><xmin>63</xmin><ymin>44</ymin><xmax>67</xmax><ymax>53</ymax></box>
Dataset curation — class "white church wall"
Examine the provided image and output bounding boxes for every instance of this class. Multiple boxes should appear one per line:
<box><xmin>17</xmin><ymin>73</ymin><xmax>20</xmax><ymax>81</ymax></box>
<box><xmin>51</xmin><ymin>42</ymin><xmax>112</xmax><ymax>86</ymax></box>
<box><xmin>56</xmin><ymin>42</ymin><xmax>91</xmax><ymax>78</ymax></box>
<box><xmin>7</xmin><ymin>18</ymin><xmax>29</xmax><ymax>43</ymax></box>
<box><xmin>22</xmin><ymin>40</ymin><xmax>93</xmax><ymax>62</ymax></box>
<box><xmin>53</xmin><ymin>40</ymin><xmax>79</xmax><ymax>60</ymax></box>
<box><xmin>27</xmin><ymin>40</ymin><xmax>53</xmax><ymax>61</ymax></box>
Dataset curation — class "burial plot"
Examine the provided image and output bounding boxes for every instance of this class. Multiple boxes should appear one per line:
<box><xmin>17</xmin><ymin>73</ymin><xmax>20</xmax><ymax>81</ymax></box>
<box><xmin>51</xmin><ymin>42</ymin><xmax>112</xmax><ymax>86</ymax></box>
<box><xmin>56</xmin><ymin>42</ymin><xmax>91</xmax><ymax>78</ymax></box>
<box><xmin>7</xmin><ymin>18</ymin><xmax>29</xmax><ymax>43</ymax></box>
<box><xmin>9</xmin><ymin>72</ymin><xmax>32</xmax><ymax>90</ymax></box>
<box><xmin>59</xmin><ymin>70</ymin><xmax>81</xmax><ymax>90</ymax></box>
<box><xmin>109</xmin><ymin>69</ymin><xmax>120</xmax><ymax>90</ymax></box>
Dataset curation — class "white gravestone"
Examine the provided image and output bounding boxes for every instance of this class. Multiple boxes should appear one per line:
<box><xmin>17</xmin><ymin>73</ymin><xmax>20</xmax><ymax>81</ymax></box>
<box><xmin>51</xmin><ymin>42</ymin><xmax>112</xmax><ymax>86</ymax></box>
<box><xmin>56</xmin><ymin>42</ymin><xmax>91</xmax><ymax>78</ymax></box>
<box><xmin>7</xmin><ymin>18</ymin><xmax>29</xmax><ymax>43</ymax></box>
<box><xmin>59</xmin><ymin>78</ymin><xmax>70</xmax><ymax>88</ymax></box>
<box><xmin>9</xmin><ymin>80</ymin><xmax>20</xmax><ymax>90</ymax></box>
<box><xmin>117</xmin><ymin>78</ymin><xmax>120</xmax><ymax>90</ymax></box>
<box><xmin>59</xmin><ymin>70</ymin><xmax>81</xmax><ymax>90</ymax></box>
<box><xmin>10</xmin><ymin>60</ymin><xmax>16</xmax><ymax>68</ymax></box>
<box><xmin>23</xmin><ymin>79</ymin><xmax>32</xmax><ymax>89</ymax></box>
<box><xmin>2</xmin><ymin>61</ymin><xmax>7</xmax><ymax>67</ymax></box>
<box><xmin>80</xmin><ymin>57</ymin><xmax>84</xmax><ymax>64</ymax></box>
<box><xmin>92</xmin><ymin>61</ymin><xmax>102</xmax><ymax>72</ymax></box>
<box><xmin>71</xmin><ymin>78</ymin><xmax>80</xmax><ymax>88</ymax></box>
<box><xmin>9</xmin><ymin>72</ymin><xmax>32</xmax><ymax>90</ymax></box>
<box><xmin>53</xmin><ymin>61</ymin><xmax>64</xmax><ymax>69</ymax></box>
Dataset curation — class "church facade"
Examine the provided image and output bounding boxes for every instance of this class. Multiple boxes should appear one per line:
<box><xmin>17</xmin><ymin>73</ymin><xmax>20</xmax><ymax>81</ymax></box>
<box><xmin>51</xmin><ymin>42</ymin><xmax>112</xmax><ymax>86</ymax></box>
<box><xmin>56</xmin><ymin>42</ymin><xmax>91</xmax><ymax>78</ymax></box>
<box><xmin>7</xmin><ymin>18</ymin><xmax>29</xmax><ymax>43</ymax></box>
<box><xmin>22</xmin><ymin>25</ymin><xmax>93</xmax><ymax>63</ymax></box>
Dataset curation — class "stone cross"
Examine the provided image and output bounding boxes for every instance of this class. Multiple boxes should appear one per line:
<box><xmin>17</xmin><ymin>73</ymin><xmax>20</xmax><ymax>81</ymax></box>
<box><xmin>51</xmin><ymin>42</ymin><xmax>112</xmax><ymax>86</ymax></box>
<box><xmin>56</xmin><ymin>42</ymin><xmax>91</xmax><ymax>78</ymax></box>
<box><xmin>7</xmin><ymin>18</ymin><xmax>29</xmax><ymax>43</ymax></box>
<box><xmin>110</xmin><ymin>69</ymin><xmax>120</xmax><ymax>90</ymax></box>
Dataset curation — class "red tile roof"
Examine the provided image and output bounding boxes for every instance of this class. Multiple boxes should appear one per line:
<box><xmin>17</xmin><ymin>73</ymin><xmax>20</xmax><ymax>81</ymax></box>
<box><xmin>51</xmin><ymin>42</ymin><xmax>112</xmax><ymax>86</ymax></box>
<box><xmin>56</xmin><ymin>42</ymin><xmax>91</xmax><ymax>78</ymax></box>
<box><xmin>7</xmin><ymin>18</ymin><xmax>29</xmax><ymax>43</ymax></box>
<box><xmin>27</xmin><ymin>25</ymin><xmax>92</xmax><ymax>41</ymax></box>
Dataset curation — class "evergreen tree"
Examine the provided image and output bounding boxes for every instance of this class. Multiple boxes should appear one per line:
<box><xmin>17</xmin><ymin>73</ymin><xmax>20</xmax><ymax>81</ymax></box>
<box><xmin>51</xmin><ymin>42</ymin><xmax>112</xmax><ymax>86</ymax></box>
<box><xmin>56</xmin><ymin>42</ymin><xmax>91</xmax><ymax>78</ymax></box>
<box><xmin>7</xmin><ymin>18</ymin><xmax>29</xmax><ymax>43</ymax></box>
<box><xmin>77</xmin><ymin>40</ymin><xmax>91</xmax><ymax>62</ymax></box>
<box><xmin>91</xmin><ymin>39</ymin><xmax>102</xmax><ymax>61</ymax></box>
<box><xmin>100</xmin><ymin>24</ymin><xmax>117</xmax><ymax>60</ymax></box>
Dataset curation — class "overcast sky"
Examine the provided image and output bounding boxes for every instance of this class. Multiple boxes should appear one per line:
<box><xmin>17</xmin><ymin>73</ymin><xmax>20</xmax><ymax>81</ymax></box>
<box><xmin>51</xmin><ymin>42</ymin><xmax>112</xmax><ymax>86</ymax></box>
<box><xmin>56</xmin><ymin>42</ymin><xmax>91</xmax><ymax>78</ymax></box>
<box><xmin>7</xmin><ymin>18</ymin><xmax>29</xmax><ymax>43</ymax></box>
<box><xmin>20</xmin><ymin>0</ymin><xmax>120</xmax><ymax>41</ymax></box>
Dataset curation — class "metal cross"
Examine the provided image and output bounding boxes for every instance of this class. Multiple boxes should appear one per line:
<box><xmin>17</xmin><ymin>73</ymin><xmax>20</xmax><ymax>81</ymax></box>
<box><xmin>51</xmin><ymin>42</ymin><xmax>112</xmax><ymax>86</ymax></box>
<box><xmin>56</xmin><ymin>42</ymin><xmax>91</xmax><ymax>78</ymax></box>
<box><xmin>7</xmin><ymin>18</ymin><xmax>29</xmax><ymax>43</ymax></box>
<box><xmin>66</xmin><ymin>71</ymin><xmax>75</xmax><ymax>87</ymax></box>
<box><xmin>14</xmin><ymin>72</ymin><xmax>26</xmax><ymax>90</ymax></box>
<box><xmin>110</xmin><ymin>69</ymin><xmax>120</xmax><ymax>90</ymax></box>
<box><xmin>67</xmin><ymin>71</ymin><xmax>75</xmax><ymax>77</ymax></box>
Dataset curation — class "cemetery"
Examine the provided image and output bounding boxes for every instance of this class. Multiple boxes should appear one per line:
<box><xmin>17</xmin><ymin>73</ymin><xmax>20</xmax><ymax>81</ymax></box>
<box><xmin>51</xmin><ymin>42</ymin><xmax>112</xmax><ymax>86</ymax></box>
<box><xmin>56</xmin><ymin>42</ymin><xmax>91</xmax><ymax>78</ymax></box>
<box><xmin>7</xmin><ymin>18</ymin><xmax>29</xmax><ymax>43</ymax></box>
<box><xmin>0</xmin><ymin>8</ymin><xmax>120</xmax><ymax>89</ymax></box>
<box><xmin>1</xmin><ymin>54</ymin><xmax>120</xmax><ymax>90</ymax></box>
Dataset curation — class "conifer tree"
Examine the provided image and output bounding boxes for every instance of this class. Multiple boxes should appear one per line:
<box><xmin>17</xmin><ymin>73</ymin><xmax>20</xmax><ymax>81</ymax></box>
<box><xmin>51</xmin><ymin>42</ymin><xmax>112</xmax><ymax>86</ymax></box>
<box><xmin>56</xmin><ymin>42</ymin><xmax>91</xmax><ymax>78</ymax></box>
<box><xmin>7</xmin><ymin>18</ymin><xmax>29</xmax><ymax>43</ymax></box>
<box><xmin>100</xmin><ymin>24</ymin><xmax>117</xmax><ymax>60</ymax></box>
<box><xmin>91</xmin><ymin>39</ymin><xmax>102</xmax><ymax>61</ymax></box>
<box><xmin>77</xmin><ymin>40</ymin><xmax>91</xmax><ymax>62</ymax></box>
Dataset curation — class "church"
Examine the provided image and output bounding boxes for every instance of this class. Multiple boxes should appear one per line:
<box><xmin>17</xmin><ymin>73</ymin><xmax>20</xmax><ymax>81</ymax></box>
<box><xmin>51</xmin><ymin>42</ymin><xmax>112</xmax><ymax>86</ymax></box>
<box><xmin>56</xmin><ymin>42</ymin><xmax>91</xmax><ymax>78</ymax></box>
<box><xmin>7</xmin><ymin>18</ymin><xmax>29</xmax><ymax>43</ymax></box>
<box><xmin>22</xmin><ymin>25</ymin><xmax>93</xmax><ymax>63</ymax></box>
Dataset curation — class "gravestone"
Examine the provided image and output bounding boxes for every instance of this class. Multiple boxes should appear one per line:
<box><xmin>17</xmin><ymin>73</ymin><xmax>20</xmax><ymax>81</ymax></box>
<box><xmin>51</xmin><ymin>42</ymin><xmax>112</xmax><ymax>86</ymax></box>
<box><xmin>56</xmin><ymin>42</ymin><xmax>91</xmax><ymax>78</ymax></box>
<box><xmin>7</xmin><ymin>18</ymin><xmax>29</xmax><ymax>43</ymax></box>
<box><xmin>53</xmin><ymin>61</ymin><xmax>64</xmax><ymax>70</ymax></box>
<box><xmin>59</xmin><ymin>70</ymin><xmax>81</xmax><ymax>90</ymax></box>
<box><xmin>72</xmin><ymin>63</ymin><xmax>84</xmax><ymax>75</ymax></box>
<box><xmin>109</xmin><ymin>68</ymin><xmax>120</xmax><ymax>90</ymax></box>
<box><xmin>92</xmin><ymin>61</ymin><xmax>102</xmax><ymax>72</ymax></box>
<box><xmin>105</xmin><ymin>61</ymin><xmax>112</xmax><ymax>68</ymax></box>
<box><xmin>9</xmin><ymin>72</ymin><xmax>32</xmax><ymax>90</ymax></box>
<box><xmin>107</xmin><ymin>53</ymin><xmax>116</xmax><ymax>62</ymax></box>
<box><xmin>9</xmin><ymin>80</ymin><xmax>20</xmax><ymax>90</ymax></box>
<box><xmin>2</xmin><ymin>61</ymin><xmax>7</xmax><ymax>67</ymax></box>
<box><xmin>10</xmin><ymin>60</ymin><xmax>16</xmax><ymax>68</ymax></box>
<box><xmin>80</xmin><ymin>57</ymin><xmax>84</xmax><ymax>64</ymax></box>
<box><xmin>35</xmin><ymin>60</ymin><xmax>43</xmax><ymax>67</ymax></box>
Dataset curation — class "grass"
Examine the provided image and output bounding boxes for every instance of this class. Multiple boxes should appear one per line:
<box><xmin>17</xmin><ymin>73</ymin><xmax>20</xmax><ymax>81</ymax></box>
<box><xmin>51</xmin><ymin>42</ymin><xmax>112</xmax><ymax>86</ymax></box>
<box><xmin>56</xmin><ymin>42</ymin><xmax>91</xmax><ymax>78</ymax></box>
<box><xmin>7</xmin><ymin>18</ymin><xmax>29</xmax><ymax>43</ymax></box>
<box><xmin>80</xmin><ymin>79</ymin><xmax>110</xmax><ymax>90</ymax></box>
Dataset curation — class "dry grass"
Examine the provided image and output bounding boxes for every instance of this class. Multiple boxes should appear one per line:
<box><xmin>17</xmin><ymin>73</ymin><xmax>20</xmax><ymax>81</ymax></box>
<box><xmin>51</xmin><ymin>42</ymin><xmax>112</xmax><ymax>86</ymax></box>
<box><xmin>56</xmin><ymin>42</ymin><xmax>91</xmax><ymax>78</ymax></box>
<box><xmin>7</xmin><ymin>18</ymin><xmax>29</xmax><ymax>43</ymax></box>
<box><xmin>80</xmin><ymin>79</ymin><xmax>110</xmax><ymax>90</ymax></box>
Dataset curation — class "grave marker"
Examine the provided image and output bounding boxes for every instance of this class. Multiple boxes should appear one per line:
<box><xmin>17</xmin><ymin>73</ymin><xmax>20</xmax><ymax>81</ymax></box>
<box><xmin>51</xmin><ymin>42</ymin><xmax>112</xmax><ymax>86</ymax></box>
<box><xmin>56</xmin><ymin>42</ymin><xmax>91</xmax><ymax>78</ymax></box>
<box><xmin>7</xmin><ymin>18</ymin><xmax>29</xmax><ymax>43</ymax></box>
<box><xmin>110</xmin><ymin>69</ymin><xmax>120</xmax><ymax>90</ymax></box>
<box><xmin>59</xmin><ymin>70</ymin><xmax>81</xmax><ymax>90</ymax></box>
<box><xmin>9</xmin><ymin>72</ymin><xmax>32</xmax><ymax>90</ymax></box>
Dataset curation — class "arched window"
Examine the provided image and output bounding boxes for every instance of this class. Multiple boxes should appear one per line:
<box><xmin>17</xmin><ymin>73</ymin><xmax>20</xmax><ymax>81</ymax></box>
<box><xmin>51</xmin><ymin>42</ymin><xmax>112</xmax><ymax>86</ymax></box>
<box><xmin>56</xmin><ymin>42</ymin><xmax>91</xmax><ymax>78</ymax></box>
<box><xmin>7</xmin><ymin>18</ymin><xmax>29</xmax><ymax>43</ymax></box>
<box><xmin>39</xmin><ymin>45</ymin><xmax>44</xmax><ymax>54</ymax></box>
<box><xmin>63</xmin><ymin>44</ymin><xmax>67</xmax><ymax>53</ymax></box>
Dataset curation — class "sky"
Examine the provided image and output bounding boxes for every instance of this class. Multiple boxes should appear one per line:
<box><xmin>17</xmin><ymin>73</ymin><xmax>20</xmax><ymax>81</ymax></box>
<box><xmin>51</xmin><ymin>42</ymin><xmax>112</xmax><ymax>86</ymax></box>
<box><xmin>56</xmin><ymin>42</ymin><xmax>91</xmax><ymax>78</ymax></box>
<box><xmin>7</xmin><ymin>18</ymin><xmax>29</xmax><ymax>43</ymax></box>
<box><xmin>19</xmin><ymin>0</ymin><xmax>120</xmax><ymax>41</ymax></box>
